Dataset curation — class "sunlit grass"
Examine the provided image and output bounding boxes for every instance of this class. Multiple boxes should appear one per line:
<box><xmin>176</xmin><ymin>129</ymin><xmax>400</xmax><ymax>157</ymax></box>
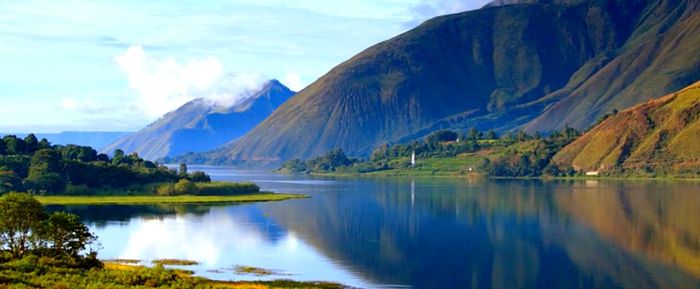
<box><xmin>35</xmin><ymin>193</ymin><xmax>308</xmax><ymax>205</ymax></box>
<box><xmin>153</xmin><ymin>259</ymin><xmax>200</xmax><ymax>266</ymax></box>
<box><xmin>233</xmin><ymin>265</ymin><xmax>284</xmax><ymax>276</ymax></box>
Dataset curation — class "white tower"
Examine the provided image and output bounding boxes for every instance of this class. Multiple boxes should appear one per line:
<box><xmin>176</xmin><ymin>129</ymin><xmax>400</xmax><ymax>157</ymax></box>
<box><xmin>411</xmin><ymin>150</ymin><xmax>416</xmax><ymax>166</ymax></box>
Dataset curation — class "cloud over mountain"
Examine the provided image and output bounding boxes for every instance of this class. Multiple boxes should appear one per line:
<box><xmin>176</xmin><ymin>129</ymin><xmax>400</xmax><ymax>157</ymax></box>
<box><xmin>115</xmin><ymin>45</ymin><xmax>268</xmax><ymax>117</ymax></box>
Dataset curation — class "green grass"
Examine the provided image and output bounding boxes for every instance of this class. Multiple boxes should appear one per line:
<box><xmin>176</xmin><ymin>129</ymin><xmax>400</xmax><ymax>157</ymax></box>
<box><xmin>105</xmin><ymin>259</ymin><xmax>142</xmax><ymax>264</ymax></box>
<box><xmin>0</xmin><ymin>256</ymin><xmax>343</xmax><ymax>289</ymax></box>
<box><xmin>35</xmin><ymin>193</ymin><xmax>308</xmax><ymax>205</ymax></box>
<box><xmin>233</xmin><ymin>265</ymin><xmax>282</xmax><ymax>276</ymax></box>
<box><xmin>152</xmin><ymin>259</ymin><xmax>200</xmax><ymax>266</ymax></box>
<box><xmin>334</xmin><ymin>152</ymin><xmax>489</xmax><ymax>177</ymax></box>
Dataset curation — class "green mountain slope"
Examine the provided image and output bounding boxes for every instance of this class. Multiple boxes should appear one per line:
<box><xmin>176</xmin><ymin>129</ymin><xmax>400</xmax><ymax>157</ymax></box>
<box><xmin>213</xmin><ymin>0</ymin><xmax>699</xmax><ymax>163</ymax></box>
<box><xmin>552</xmin><ymin>81</ymin><xmax>700</xmax><ymax>174</ymax></box>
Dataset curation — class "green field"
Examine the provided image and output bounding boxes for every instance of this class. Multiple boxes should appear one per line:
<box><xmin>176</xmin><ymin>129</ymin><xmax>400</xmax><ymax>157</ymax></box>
<box><xmin>364</xmin><ymin>153</ymin><xmax>485</xmax><ymax>176</ymax></box>
<box><xmin>36</xmin><ymin>193</ymin><xmax>308</xmax><ymax>205</ymax></box>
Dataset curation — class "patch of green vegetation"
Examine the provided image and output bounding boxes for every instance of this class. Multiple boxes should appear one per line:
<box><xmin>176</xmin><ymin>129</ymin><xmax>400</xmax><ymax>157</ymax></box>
<box><xmin>155</xmin><ymin>181</ymin><xmax>260</xmax><ymax>196</ymax></box>
<box><xmin>224</xmin><ymin>280</ymin><xmax>344</xmax><ymax>288</ymax></box>
<box><xmin>1</xmin><ymin>257</ymin><xmax>341</xmax><ymax>289</ymax></box>
<box><xmin>106</xmin><ymin>259</ymin><xmax>142</xmax><ymax>264</ymax></box>
<box><xmin>153</xmin><ymin>259</ymin><xmax>200</xmax><ymax>266</ymax></box>
<box><xmin>0</xmin><ymin>193</ymin><xmax>340</xmax><ymax>289</ymax></box>
<box><xmin>281</xmin><ymin>127</ymin><xmax>580</xmax><ymax>178</ymax></box>
<box><xmin>0</xmin><ymin>134</ymin><xmax>214</xmax><ymax>196</ymax></box>
<box><xmin>233</xmin><ymin>265</ymin><xmax>282</xmax><ymax>276</ymax></box>
<box><xmin>35</xmin><ymin>193</ymin><xmax>308</xmax><ymax>206</ymax></box>
<box><xmin>362</xmin><ymin>153</ymin><xmax>486</xmax><ymax>177</ymax></box>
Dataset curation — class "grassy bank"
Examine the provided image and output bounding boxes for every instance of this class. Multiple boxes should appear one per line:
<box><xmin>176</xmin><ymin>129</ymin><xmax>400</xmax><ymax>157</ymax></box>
<box><xmin>102</xmin><ymin>262</ymin><xmax>343</xmax><ymax>288</ymax></box>
<box><xmin>36</xmin><ymin>193</ymin><xmax>308</xmax><ymax>205</ymax></box>
<box><xmin>0</xmin><ymin>256</ymin><xmax>342</xmax><ymax>289</ymax></box>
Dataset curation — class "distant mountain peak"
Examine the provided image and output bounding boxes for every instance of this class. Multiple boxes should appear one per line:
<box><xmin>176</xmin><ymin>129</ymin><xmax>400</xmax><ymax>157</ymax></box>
<box><xmin>101</xmin><ymin>80</ymin><xmax>295</xmax><ymax>160</ymax></box>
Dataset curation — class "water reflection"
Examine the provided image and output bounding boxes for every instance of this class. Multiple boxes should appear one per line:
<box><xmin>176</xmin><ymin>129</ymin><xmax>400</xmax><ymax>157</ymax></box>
<box><xmin>62</xmin><ymin>168</ymin><xmax>700</xmax><ymax>289</ymax></box>
<box><xmin>47</xmin><ymin>204</ymin><xmax>216</xmax><ymax>226</ymax></box>
<box><xmin>556</xmin><ymin>182</ymin><xmax>700</xmax><ymax>277</ymax></box>
<box><xmin>88</xmin><ymin>204</ymin><xmax>374</xmax><ymax>287</ymax></box>
<box><xmin>262</xmin><ymin>178</ymin><xmax>700</xmax><ymax>289</ymax></box>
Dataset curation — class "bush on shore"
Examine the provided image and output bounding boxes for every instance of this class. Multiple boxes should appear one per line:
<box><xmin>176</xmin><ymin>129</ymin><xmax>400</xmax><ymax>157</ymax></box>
<box><xmin>155</xmin><ymin>181</ymin><xmax>260</xmax><ymax>196</ymax></box>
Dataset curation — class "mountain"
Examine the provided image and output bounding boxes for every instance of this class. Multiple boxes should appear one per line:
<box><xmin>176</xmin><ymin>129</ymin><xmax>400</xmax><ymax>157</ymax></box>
<box><xmin>484</xmin><ymin>0</ymin><xmax>583</xmax><ymax>8</ymax></box>
<box><xmin>101</xmin><ymin>80</ymin><xmax>294</xmax><ymax>160</ymax></box>
<box><xmin>206</xmin><ymin>0</ymin><xmax>700</xmax><ymax>163</ymax></box>
<box><xmin>552</xmin><ymin>81</ymin><xmax>700</xmax><ymax>174</ymax></box>
<box><xmin>8</xmin><ymin>132</ymin><xmax>132</xmax><ymax>150</ymax></box>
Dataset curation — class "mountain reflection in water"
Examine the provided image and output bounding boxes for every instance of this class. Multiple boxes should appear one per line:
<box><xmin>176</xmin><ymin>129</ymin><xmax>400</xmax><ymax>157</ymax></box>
<box><xmin>57</xmin><ymin>169</ymin><xmax>700</xmax><ymax>289</ymax></box>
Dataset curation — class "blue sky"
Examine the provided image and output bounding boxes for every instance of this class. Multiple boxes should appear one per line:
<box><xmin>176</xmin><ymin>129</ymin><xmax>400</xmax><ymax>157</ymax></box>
<box><xmin>0</xmin><ymin>0</ymin><xmax>490</xmax><ymax>132</ymax></box>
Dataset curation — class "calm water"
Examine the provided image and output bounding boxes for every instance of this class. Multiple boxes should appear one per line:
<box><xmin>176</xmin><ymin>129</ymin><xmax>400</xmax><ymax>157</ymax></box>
<box><xmin>52</xmin><ymin>167</ymin><xmax>700</xmax><ymax>289</ymax></box>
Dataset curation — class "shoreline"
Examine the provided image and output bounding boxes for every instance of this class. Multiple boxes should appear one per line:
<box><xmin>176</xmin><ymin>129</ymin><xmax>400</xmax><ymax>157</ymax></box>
<box><xmin>288</xmin><ymin>171</ymin><xmax>700</xmax><ymax>182</ymax></box>
<box><xmin>103</xmin><ymin>261</ymin><xmax>343</xmax><ymax>289</ymax></box>
<box><xmin>36</xmin><ymin>193</ymin><xmax>309</xmax><ymax>205</ymax></box>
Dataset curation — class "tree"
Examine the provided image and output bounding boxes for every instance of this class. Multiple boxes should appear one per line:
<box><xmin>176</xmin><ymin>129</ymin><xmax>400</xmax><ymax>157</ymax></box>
<box><xmin>467</xmin><ymin>128</ymin><xmax>480</xmax><ymax>141</ymax></box>
<box><xmin>178</xmin><ymin>163</ymin><xmax>188</xmax><ymax>176</ymax></box>
<box><xmin>280</xmin><ymin>159</ymin><xmax>308</xmax><ymax>173</ymax></box>
<box><xmin>26</xmin><ymin>149</ymin><xmax>65</xmax><ymax>194</ymax></box>
<box><xmin>515</xmin><ymin>130</ymin><xmax>530</xmax><ymax>142</ymax></box>
<box><xmin>0</xmin><ymin>170</ymin><xmax>22</xmax><ymax>193</ymax></box>
<box><xmin>2</xmin><ymin>136</ymin><xmax>25</xmax><ymax>155</ymax></box>
<box><xmin>486</xmin><ymin>130</ymin><xmax>498</xmax><ymax>140</ymax></box>
<box><xmin>38</xmin><ymin>138</ymin><xmax>51</xmax><ymax>150</ymax></box>
<box><xmin>60</xmin><ymin>145</ymin><xmax>97</xmax><ymax>162</ymax></box>
<box><xmin>425</xmin><ymin>130</ymin><xmax>458</xmax><ymax>144</ymax></box>
<box><xmin>96</xmin><ymin>153</ymin><xmax>110</xmax><ymax>162</ymax></box>
<box><xmin>23</xmin><ymin>134</ymin><xmax>39</xmax><ymax>154</ymax></box>
<box><xmin>41</xmin><ymin>211</ymin><xmax>96</xmax><ymax>257</ymax></box>
<box><xmin>308</xmin><ymin>149</ymin><xmax>354</xmax><ymax>171</ymax></box>
<box><xmin>188</xmin><ymin>171</ymin><xmax>210</xmax><ymax>182</ymax></box>
<box><xmin>0</xmin><ymin>139</ymin><xmax>5</xmax><ymax>155</ymax></box>
<box><xmin>29</xmin><ymin>149</ymin><xmax>61</xmax><ymax>173</ymax></box>
<box><xmin>111</xmin><ymin>149</ymin><xmax>126</xmax><ymax>165</ymax></box>
<box><xmin>0</xmin><ymin>192</ymin><xmax>46</xmax><ymax>258</ymax></box>
<box><xmin>26</xmin><ymin>172</ymin><xmax>66</xmax><ymax>194</ymax></box>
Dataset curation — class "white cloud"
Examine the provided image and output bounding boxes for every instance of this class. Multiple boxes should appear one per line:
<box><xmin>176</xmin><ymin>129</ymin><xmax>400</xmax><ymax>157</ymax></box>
<box><xmin>203</xmin><ymin>72</ymin><xmax>268</xmax><ymax>108</ymax></box>
<box><xmin>281</xmin><ymin>72</ymin><xmax>304</xmax><ymax>91</ymax></box>
<box><xmin>114</xmin><ymin>45</ymin><xmax>269</xmax><ymax>118</ymax></box>
<box><xmin>407</xmin><ymin>0</ymin><xmax>490</xmax><ymax>27</ymax></box>
<box><xmin>115</xmin><ymin>45</ymin><xmax>224</xmax><ymax>117</ymax></box>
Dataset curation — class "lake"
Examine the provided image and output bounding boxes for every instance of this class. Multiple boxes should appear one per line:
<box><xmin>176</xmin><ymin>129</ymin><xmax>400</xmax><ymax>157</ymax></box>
<box><xmin>51</xmin><ymin>166</ymin><xmax>700</xmax><ymax>289</ymax></box>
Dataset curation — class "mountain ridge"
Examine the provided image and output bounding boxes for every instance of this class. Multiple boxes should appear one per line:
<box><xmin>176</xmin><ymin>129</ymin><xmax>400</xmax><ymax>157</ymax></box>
<box><xmin>102</xmin><ymin>80</ymin><xmax>294</xmax><ymax>160</ymax></box>
<box><xmin>191</xmin><ymin>0</ymin><xmax>699</xmax><ymax>164</ymax></box>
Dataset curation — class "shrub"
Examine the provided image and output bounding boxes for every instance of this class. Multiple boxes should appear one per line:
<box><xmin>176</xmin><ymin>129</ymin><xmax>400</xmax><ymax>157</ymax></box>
<box><xmin>155</xmin><ymin>183</ymin><xmax>176</xmax><ymax>196</ymax></box>
<box><xmin>174</xmin><ymin>179</ymin><xmax>198</xmax><ymax>195</ymax></box>
<box><xmin>64</xmin><ymin>184</ymin><xmax>90</xmax><ymax>195</ymax></box>
<box><xmin>195</xmin><ymin>182</ymin><xmax>260</xmax><ymax>196</ymax></box>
